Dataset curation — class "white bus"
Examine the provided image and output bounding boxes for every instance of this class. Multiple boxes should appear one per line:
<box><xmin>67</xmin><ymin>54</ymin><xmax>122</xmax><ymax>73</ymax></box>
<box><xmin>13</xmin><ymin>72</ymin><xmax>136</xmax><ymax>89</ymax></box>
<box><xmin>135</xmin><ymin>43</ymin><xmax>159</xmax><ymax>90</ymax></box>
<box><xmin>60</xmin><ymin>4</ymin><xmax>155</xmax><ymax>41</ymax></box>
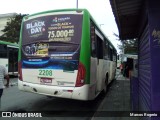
<box><xmin>18</xmin><ymin>9</ymin><xmax>117</xmax><ymax>100</ymax></box>
<box><xmin>0</xmin><ymin>40</ymin><xmax>18</xmax><ymax>76</ymax></box>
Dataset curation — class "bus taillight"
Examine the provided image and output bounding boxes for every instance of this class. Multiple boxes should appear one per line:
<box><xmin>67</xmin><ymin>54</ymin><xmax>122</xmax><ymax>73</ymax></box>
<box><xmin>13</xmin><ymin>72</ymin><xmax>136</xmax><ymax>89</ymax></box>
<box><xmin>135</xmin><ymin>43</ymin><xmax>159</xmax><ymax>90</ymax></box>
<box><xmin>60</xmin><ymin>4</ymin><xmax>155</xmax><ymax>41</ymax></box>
<box><xmin>75</xmin><ymin>62</ymin><xmax>86</xmax><ymax>87</ymax></box>
<box><xmin>18</xmin><ymin>61</ymin><xmax>23</xmax><ymax>81</ymax></box>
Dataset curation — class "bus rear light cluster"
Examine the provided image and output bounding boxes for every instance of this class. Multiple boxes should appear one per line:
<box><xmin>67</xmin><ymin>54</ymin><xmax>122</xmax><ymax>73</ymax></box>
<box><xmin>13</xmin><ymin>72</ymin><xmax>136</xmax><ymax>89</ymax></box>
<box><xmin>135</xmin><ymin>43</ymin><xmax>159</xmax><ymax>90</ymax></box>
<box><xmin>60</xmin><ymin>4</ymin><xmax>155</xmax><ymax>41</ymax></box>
<box><xmin>75</xmin><ymin>62</ymin><xmax>86</xmax><ymax>87</ymax></box>
<box><xmin>18</xmin><ymin>62</ymin><xmax>23</xmax><ymax>81</ymax></box>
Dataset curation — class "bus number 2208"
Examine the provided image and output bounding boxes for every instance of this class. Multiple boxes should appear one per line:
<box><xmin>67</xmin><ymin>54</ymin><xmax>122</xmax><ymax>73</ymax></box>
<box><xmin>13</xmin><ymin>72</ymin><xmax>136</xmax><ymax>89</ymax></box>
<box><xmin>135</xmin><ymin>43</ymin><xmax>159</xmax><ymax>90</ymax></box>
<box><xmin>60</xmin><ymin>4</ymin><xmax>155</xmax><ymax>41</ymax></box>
<box><xmin>39</xmin><ymin>70</ymin><xmax>52</xmax><ymax>76</ymax></box>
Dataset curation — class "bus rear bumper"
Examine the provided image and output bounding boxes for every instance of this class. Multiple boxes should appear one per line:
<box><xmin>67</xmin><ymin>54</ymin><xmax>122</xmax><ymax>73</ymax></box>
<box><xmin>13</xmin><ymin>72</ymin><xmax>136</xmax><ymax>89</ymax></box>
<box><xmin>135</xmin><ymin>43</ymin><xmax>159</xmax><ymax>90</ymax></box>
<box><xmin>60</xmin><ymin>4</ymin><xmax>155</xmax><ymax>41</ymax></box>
<box><xmin>18</xmin><ymin>80</ymin><xmax>90</xmax><ymax>100</ymax></box>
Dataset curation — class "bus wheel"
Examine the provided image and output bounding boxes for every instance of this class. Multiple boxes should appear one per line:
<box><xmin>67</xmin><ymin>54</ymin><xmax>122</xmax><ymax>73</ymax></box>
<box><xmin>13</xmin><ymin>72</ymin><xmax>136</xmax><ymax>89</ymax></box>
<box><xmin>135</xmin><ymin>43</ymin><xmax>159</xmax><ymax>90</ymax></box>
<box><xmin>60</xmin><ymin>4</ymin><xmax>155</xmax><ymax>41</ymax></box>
<box><xmin>114</xmin><ymin>69</ymin><xmax>116</xmax><ymax>80</ymax></box>
<box><xmin>103</xmin><ymin>74</ymin><xmax>108</xmax><ymax>94</ymax></box>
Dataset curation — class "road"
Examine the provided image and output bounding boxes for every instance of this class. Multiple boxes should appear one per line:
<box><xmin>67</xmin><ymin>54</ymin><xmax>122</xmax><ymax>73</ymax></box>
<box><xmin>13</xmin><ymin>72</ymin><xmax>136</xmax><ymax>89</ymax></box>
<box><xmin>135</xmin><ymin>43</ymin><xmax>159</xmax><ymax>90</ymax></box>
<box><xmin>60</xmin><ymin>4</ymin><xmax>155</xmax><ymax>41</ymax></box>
<box><xmin>1</xmin><ymin>77</ymin><xmax>106</xmax><ymax>120</ymax></box>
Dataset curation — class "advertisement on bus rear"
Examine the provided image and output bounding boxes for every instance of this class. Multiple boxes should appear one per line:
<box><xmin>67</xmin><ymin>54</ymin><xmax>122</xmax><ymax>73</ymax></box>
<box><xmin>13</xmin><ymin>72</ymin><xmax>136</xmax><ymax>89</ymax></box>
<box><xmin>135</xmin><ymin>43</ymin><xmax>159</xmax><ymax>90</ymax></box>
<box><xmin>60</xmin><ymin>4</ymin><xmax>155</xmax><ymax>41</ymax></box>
<box><xmin>21</xmin><ymin>14</ymin><xmax>83</xmax><ymax>71</ymax></box>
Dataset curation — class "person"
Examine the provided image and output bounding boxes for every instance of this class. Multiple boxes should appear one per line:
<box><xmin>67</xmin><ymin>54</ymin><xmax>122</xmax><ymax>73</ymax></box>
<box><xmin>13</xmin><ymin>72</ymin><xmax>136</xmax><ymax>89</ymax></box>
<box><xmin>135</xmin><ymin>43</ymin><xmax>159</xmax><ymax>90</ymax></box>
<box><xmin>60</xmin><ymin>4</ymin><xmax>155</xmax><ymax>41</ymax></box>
<box><xmin>123</xmin><ymin>62</ymin><xmax>127</xmax><ymax>77</ymax></box>
<box><xmin>119</xmin><ymin>63</ymin><xmax>123</xmax><ymax>74</ymax></box>
<box><xmin>0</xmin><ymin>65</ymin><xmax>10</xmax><ymax>108</ymax></box>
<box><xmin>124</xmin><ymin>63</ymin><xmax>129</xmax><ymax>78</ymax></box>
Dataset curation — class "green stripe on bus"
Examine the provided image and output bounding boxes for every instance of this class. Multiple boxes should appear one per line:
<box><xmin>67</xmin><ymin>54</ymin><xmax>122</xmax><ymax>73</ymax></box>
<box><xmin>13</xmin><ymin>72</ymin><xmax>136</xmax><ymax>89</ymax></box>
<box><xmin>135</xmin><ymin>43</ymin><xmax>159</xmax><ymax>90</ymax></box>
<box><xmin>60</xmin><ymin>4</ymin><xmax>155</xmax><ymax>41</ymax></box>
<box><xmin>18</xmin><ymin>18</ymin><xmax>24</xmax><ymax>61</ymax></box>
<box><xmin>80</xmin><ymin>10</ymin><xmax>91</xmax><ymax>84</ymax></box>
<box><xmin>0</xmin><ymin>40</ymin><xmax>18</xmax><ymax>47</ymax></box>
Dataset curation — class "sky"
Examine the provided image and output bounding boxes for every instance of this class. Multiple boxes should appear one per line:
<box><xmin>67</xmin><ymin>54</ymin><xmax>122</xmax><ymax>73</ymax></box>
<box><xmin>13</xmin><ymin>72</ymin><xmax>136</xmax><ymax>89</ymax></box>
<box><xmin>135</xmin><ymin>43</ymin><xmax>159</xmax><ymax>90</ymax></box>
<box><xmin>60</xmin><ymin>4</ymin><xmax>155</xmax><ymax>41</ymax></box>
<box><xmin>0</xmin><ymin>0</ymin><xmax>120</xmax><ymax>52</ymax></box>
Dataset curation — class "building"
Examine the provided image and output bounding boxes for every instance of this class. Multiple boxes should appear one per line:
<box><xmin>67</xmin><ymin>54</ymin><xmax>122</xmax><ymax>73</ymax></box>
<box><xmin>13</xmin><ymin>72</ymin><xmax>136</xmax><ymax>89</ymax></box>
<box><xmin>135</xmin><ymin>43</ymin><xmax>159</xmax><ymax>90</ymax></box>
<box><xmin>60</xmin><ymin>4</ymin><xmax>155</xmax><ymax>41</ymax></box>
<box><xmin>109</xmin><ymin>0</ymin><xmax>160</xmax><ymax>119</ymax></box>
<box><xmin>0</xmin><ymin>13</ymin><xmax>17</xmax><ymax>36</ymax></box>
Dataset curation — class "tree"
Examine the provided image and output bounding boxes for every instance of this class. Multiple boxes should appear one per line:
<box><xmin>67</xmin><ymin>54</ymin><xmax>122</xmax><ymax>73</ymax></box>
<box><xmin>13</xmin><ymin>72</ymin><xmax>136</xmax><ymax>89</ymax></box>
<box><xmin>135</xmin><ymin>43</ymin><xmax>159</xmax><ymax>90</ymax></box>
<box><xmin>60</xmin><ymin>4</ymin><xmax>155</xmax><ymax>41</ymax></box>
<box><xmin>113</xmin><ymin>33</ymin><xmax>138</xmax><ymax>54</ymax></box>
<box><xmin>0</xmin><ymin>14</ymin><xmax>27</xmax><ymax>43</ymax></box>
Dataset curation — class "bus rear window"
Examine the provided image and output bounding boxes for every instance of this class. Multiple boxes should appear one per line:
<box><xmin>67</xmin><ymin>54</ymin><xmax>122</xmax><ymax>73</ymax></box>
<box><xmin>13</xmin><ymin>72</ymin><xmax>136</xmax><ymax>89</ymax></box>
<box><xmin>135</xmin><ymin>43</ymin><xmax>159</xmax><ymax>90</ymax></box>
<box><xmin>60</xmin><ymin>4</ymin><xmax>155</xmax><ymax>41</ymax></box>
<box><xmin>21</xmin><ymin>13</ymin><xmax>83</xmax><ymax>70</ymax></box>
<box><xmin>22</xmin><ymin>14</ymin><xmax>83</xmax><ymax>45</ymax></box>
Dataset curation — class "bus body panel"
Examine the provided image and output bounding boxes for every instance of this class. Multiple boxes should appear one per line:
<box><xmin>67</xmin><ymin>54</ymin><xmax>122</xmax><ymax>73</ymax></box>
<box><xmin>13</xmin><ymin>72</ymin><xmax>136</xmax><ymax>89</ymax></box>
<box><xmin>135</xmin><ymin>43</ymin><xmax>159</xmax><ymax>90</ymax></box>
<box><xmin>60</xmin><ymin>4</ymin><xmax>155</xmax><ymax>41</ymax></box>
<box><xmin>96</xmin><ymin>59</ymin><xmax>105</xmax><ymax>92</ymax></box>
<box><xmin>18</xmin><ymin>80</ymin><xmax>90</xmax><ymax>100</ymax></box>
<box><xmin>90</xmin><ymin>57</ymin><xmax>97</xmax><ymax>91</ymax></box>
<box><xmin>90</xmin><ymin>58</ymin><xmax>115</xmax><ymax>95</ymax></box>
<box><xmin>109</xmin><ymin>61</ymin><xmax>116</xmax><ymax>82</ymax></box>
<box><xmin>22</xmin><ymin>69</ymin><xmax>77</xmax><ymax>87</ymax></box>
<box><xmin>18</xmin><ymin>80</ymin><xmax>74</xmax><ymax>99</ymax></box>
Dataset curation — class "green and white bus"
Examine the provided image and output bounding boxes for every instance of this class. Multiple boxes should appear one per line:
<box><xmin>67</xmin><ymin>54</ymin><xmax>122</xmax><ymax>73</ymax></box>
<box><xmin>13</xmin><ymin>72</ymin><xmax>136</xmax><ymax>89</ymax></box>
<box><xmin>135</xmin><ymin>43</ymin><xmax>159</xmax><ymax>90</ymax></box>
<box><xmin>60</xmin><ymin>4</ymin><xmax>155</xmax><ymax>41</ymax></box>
<box><xmin>0</xmin><ymin>40</ymin><xmax>18</xmax><ymax>76</ymax></box>
<box><xmin>18</xmin><ymin>9</ymin><xmax>117</xmax><ymax>100</ymax></box>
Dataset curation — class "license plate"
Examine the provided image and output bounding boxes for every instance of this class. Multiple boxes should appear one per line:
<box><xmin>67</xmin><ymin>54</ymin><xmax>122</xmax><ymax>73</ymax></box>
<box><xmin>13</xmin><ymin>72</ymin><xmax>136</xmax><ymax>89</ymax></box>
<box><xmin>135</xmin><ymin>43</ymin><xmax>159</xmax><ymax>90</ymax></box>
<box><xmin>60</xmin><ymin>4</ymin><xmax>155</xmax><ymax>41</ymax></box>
<box><xmin>40</xmin><ymin>78</ymin><xmax>52</xmax><ymax>84</ymax></box>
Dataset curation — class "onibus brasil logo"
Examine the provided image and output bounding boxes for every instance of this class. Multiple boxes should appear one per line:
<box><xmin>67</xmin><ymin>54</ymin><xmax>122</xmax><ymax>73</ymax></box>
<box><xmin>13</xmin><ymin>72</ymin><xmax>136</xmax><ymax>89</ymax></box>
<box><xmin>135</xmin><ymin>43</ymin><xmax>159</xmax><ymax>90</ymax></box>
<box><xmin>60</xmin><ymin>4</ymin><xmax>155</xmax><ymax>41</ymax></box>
<box><xmin>26</xmin><ymin>20</ymin><xmax>45</xmax><ymax>37</ymax></box>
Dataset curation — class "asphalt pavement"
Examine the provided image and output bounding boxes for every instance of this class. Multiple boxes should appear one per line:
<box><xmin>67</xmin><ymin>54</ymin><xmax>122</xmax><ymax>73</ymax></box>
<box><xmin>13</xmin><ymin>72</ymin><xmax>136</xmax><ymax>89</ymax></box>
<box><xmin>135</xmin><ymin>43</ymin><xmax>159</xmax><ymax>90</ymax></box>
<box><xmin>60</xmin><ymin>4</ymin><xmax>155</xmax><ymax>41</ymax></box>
<box><xmin>2</xmin><ymin>70</ymin><xmax>140</xmax><ymax>120</ymax></box>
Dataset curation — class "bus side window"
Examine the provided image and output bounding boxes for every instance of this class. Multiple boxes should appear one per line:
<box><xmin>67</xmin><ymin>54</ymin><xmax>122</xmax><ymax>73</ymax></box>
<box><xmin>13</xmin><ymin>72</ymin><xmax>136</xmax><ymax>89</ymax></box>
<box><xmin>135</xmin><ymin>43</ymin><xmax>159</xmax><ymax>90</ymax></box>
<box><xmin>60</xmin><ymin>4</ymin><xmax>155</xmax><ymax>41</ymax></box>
<box><xmin>91</xmin><ymin>39</ymin><xmax>96</xmax><ymax>57</ymax></box>
<box><xmin>104</xmin><ymin>40</ymin><xmax>109</xmax><ymax>60</ymax></box>
<box><xmin>90</xmin><ymin>21</ymin><xmax>97</xmax><ymax>57</ymax></box>
<box><xmin>109</xmin><ymin>46</ymin><xmax>113</xmax><ymax>61</ymax></box>
<box><xmin>113</xmin><ymin>51</ymin><xmax>117</xmax><ymax>62</ymax></box>
<box><xmin>96</xmin><ymin>35</ymin><xmax>103</xmax><ymax>59</ymax></box>
<box><xmin>0</xmin><ymin>44</ymin><xmax>7</xmax><ymax>58</ymax></box>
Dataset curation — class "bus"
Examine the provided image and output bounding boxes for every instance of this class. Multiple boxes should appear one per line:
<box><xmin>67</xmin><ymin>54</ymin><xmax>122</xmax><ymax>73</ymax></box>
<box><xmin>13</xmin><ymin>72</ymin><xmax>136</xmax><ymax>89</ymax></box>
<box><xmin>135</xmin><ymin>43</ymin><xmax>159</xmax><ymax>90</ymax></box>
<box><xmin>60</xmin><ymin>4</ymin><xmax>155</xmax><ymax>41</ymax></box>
<box><xmin>18</xmin><ymin>9</ymin><xmax>117</xmax><ymax>100</ymax></box>
<box><xmin>0</xmin><ymin>40</ymin><xmax>18</xmax><ymax>76</ymax></box>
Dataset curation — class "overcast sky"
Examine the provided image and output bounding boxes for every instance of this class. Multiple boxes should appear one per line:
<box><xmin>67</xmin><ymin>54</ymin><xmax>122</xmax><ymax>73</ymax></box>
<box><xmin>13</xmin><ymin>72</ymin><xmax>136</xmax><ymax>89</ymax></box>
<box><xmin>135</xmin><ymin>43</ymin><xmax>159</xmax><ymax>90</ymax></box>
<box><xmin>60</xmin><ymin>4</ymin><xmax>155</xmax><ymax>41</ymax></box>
<box><xmin>0</xmin><ymin>0</ymin><xmax>120</xmax><ymax>52</ymax></box>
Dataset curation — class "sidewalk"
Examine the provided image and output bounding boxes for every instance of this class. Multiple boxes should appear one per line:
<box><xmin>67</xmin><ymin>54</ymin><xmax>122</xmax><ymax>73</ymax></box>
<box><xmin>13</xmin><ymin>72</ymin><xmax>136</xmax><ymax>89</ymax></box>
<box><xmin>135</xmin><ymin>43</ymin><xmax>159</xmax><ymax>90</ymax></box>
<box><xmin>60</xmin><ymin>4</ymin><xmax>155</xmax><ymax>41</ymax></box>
<box><xmin>91</xmin><ymin>72</ymin><xmax>139</xmax><ymax>120</ymax></box>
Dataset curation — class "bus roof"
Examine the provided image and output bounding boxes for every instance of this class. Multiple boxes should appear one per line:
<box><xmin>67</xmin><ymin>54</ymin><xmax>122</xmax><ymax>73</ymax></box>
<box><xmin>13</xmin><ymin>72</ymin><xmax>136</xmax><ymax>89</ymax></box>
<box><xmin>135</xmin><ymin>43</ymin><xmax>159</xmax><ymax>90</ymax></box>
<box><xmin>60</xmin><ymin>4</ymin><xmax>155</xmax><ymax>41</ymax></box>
<box><xmin>25</xmin><ymin>9</ymin><xmax>87</xmax><ymax>18</ymax></box>
<box><xmin>23</xmin><ymin>8</ymin><xmax>117</xmax><ymax>52</ymax></box>
<box><xmin>0</xmin><ymin>40</ymin><xmax>19</xmax><ymax>47</ymax></box>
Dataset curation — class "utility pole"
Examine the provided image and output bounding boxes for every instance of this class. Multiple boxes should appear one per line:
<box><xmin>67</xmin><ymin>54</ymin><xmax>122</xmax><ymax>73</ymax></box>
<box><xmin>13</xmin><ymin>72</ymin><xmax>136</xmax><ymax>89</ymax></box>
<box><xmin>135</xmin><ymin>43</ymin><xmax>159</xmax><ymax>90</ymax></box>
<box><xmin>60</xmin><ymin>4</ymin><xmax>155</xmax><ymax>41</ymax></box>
<box><xmin>77</xmin><ymin>0</ymin><xmax>78</xmax><ymax>9</ymax></box>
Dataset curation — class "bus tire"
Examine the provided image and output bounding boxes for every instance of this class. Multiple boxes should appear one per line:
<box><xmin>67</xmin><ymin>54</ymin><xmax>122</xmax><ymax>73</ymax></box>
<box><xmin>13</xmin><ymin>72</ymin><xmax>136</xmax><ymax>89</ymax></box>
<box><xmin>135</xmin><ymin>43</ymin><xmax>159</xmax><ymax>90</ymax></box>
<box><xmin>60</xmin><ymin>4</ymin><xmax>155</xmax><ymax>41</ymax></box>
<box><xmin>103</xmin><ymin>73</ymin><xmax>108</xmax><ymax>94</ymax></box>
<box><xmin>113</xmin><ymin>69</ymin><xmax>116</xmax><ymax>80</ymax></box>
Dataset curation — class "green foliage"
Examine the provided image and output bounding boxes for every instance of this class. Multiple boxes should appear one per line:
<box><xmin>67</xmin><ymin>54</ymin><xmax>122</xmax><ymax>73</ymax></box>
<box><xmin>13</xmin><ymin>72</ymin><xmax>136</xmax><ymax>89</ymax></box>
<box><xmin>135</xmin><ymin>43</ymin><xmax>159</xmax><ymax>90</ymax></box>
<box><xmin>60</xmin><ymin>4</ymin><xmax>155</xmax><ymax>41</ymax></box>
<box><xmin>113</xmin><ymin>32</ymin><xmax>138</xmax><ymax>54</ymax></box>
<box><xmin>122</xmin><ymin>39</ymin><xmax>138</xmax><ymax>54</ymax></box>
<box><xmin>0</xmin><ymin>14</ymin><xmax>27</xmax><ymax>43</ymax></box>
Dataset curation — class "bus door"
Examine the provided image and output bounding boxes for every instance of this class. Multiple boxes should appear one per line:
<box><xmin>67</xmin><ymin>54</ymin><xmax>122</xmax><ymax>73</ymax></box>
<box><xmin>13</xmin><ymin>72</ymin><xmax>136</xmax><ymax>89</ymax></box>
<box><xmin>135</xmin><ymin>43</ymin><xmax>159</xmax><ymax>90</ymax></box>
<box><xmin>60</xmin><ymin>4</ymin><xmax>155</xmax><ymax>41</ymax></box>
<box><xmin>0</xmin><ymin>44</ymin><xmax>8</xmax><ymax>71</ymax></box>
<box><xmin>90</xmin><ymin>24</ymin><xmax>98</xmax><ymax>96</ymax></box>
<box><xmin>90</xmin><ymin>28</ymin><xmax>104</xmax><ymax>94</ymax></box>
<box><xmin>8</xmin><ymin>46</ymin><xmax>18</xmax><ymax>75</ymax></box>
<box><xmin>96</xmin><ymin>33</ymin><xmax>104</xmax><ymax>92</ymax></box>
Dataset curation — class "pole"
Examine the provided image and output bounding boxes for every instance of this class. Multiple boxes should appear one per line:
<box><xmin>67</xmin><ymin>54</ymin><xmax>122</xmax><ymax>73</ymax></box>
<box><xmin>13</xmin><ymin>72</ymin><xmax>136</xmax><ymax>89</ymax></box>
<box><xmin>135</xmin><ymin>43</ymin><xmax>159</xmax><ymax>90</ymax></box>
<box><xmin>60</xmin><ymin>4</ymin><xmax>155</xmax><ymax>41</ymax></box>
<box><xmin>77</xmin><ymin>0</ymin><xmax>78</xmax><ymax>9</ymax></box>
